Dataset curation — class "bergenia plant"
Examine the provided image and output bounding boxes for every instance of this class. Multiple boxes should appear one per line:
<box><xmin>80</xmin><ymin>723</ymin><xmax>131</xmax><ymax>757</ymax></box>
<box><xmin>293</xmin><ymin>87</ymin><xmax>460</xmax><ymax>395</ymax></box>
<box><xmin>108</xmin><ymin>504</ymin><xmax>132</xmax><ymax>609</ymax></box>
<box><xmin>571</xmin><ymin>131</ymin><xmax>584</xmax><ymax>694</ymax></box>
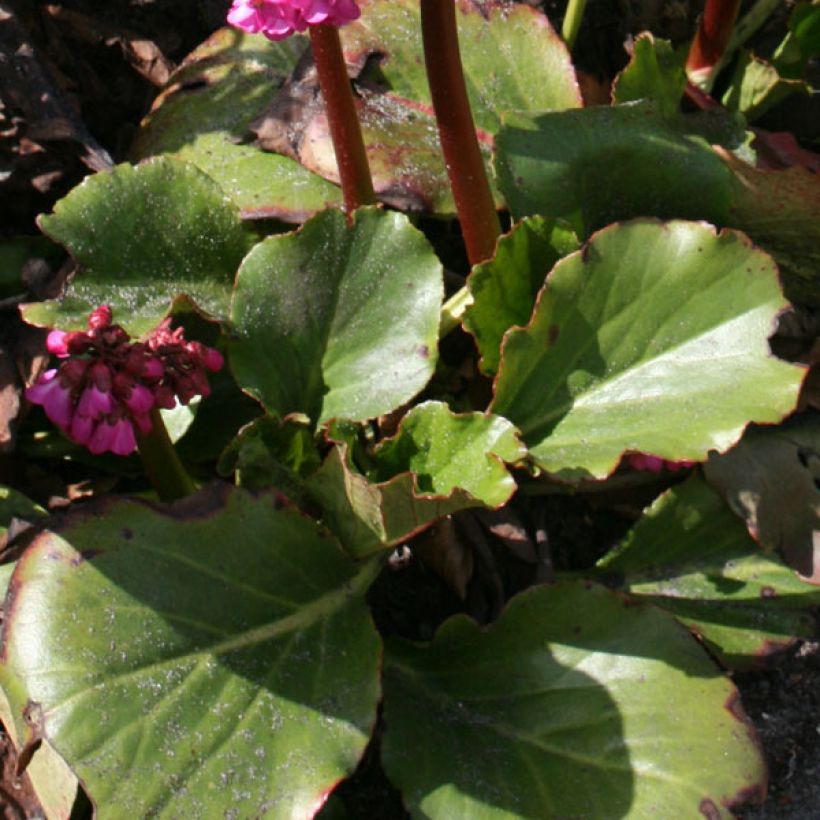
<box><xmin>2</xmin><ymin>1</ymin><xmax>819</xmax><ymax>817</ymax></box>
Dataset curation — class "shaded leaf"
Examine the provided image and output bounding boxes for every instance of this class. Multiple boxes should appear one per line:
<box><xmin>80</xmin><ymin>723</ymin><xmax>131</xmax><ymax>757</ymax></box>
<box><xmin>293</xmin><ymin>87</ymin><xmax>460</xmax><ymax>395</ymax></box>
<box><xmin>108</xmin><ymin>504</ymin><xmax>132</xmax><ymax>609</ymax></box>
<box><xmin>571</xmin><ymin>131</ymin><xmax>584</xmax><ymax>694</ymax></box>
<box><xmin>130</xmin><ymin>28</ymin><xmax>343</xmax><ymax>222</ymax></box>
<box><xmin>382</xmin><ymin>581</ymin><xmax>766</xmax><ymax>818</ymax></box>
<box><xmin>1</xmin><ymin>485</ymin><xmax>381</xmax><ymax>818</ymax></box>
<box><xmin>307</xmin><ymin>402</ymin><xmax>525</xmax><ymax>558</ymax></box>
<box><xmin>0</xmin><ymin>487</ymin><xmax>46</xmax><ymax>540</ymax></box>
<box><xmin>463</xmin><ymin>216</ymin><xmax>578</xmax><ymax>376</ymax></box>
<box><xmin>612</xmin><ymin>34</ymin><xmax>687</xmax><ymax>115</ymax></box>
<box><xmin>704</xmin><ymin>417</ymin><xmax>820</xmax><ymax>582</ymax></box>
<box><xmin>25</xmin><ymin>158</ymin><xmax>251</xmax><ymax>336</ymax></box>
<box><xmin>342</xmin><ymin>0</ymin><xmax>581</xmax><ymax>135</ymax></box>
<box><xmin>495</xmin><ymin>102</ymin><xmax>734</xmax><ymax>236</ymax></box>
<box><xmin>596</xmin><ymin>475</ymin><xmax>820</xmax><ymax>668</ymax></box>
<box><xmin>229</xmin><ymin>207</ymin><xmax>442</xmax><ymax>426</ymax></box>
<box><xmin>217</xmin><ymin>414</ymin><xmax>320</xmax><ymax>497</ymax></box>
<box><xmin>490</xmin><ymin>220</ymin><xmax>805</xmax><ymax>480</ymax></box>
<box><xmin>721</xmin><ymin>149</ymin><xmax>820</xmax><ymax>307</ymax></box>
<box><xmin>722</xmin><ymin>50</ymin><xmax>810</xmax><ymax>122</ymax></box>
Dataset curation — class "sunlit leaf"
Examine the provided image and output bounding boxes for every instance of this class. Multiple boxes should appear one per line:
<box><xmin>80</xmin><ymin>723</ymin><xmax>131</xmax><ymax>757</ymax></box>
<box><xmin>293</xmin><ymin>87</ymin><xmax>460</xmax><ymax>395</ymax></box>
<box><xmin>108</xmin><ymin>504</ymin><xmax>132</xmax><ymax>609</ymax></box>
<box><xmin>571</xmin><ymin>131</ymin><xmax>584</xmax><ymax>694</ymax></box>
<box><xmin>491</xmin><ymin>220</ymin><xmax>804</xmax><ymax>480</ymax></box>
<box><xmin>230</xmin><ymin>207</ymin><xmax>441</xmax><ymax>426</ymax></box>
<box><xmin>307</xmin><ymin>402</ymin><xmax>525</xmax><ymax>558</ymax></box>
<box><xmin>25</xmin><ymin>158</ymin><xmax>252</xmax><ymax>336</ymax></box>
<box><xmin>464</xmin><ymin>216</ymin><xmax>578</xmax><ymax>376</ymax></box>
<box><xmin>343</xmin><ymin>0</ymin><xmax>581</xmax><ymax>135</ymax></box>
<box><xmin>1</xmin><ymin>486</ymin><xmax>381</xmax><ymax>818</ymax></box>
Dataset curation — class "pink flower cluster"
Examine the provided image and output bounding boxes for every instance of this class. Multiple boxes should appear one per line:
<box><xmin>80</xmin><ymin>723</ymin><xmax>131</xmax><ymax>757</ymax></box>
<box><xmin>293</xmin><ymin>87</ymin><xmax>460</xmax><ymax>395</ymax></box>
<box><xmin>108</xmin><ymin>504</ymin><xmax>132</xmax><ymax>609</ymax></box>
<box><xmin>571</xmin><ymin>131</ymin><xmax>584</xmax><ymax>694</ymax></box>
<box><xmin>227</xmin><ymin>0</ymin><xmax>361</xmax><ymax>40</ymax></box>
<box><xmin>626</xmin><ymin>453</ymin><xmax>696</xmax><ymax>474</ymax></box>
<box><xmin>26</xmin><ymin>306</ymin><xmax>223</xmax><ymax>457</ymax></box>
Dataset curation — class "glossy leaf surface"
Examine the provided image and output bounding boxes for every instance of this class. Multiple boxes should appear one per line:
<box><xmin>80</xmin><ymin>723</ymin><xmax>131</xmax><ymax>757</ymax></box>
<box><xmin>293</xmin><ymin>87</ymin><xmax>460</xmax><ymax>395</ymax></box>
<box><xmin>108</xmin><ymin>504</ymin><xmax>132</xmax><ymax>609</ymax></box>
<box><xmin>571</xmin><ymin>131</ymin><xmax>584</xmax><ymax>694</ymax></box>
<box><xmin>27</xmin><ymin>158</ymin><xmax>251</xmax><ymax>336</ymax></box>
<box><xmin>464</xmin><ymin>216</ymin><xmax>578</xmax><ymax>376</ymax></box>
<box><xmin>596</xmin><ymin>475</ymin><xmax>820</xmax><ymax>667</ymax></box>
<box><xmin>612</xmin><ymin>34</ymin><xmax>687</xmax><ymax>115</ymax></box>
<box><xmin>131</xmin><ymin>29</ymin><xmax>343</xmax><ymax>221</ymax></box>
<box><xmin>491</xmin><ymin>221</ymin><xmax>804</xmax><ymax>480</ymax></box>
<box><xmin>308</xmin><ymin>402</ymin><xmax>525</xmax><ymax>557</ymax></box>
<box><xmin>495</xmin><ymin>101</ymin><xmax>733</xmax><ymax>235</ymax></box>
<box><xmin>382</xmin><ymin>581</ymin><xmax>766</xmax><ymax>818</ymax></box>
<box><xmin>343</xmin><ymin>0</ymin><xmax>582</xmax><ymax>135</ymax></box>
<box><xmin>230</xmin><ymin>208</ymin><xmax>441</xmax><ymax>425</ymax></box>
<box><xmin>1</xmin><ymin>486</ymin><xmax>381</xmax><ymax>818</ymax></box>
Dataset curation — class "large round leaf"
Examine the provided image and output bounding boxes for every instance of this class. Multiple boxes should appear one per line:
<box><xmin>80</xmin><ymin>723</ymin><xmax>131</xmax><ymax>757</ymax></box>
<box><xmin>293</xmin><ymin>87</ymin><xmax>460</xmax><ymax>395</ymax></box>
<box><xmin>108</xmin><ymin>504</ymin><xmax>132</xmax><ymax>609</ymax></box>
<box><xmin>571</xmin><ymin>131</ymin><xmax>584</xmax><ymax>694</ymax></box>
<box><xmin>131</xmin><ymin>29</ymin><xmax>343</xmax><ymax>222</ymax></box>
<box><xmin>494</xmin><ymin>101</ymin><xmax>734</xmax><ymax>236</ymax></box>
<box><xmin>595</xmin><ymin>475</ymin><xmax>820</xmax><ymax>668</ymax></box>
<box><xmin>382</xmin><ymin>581</ymin><xmax>766</xmax><ymax>818</ymax></box>
<box><xmin>1</xmin><ymin>485</ymin><xmax>381</xmax><ymax>818</ymax></box>
<box><xmin>26</xmin><ymin>157</ymin><xmax>252</xmax><ymax>336</ymax></box>
<box><xmin>230</xmin><ymin>207</ymin><xmax>442</xmax><ymax>425</ymax></box>
<box><xmin>342</xmin><ymin>0</ymin><xmax>581</xmax><ymax>135</ymax></box>
<box><xmin>490</xmin><ymin>220</ymin><xmax>805</xmax><ymax>480</ymax></box>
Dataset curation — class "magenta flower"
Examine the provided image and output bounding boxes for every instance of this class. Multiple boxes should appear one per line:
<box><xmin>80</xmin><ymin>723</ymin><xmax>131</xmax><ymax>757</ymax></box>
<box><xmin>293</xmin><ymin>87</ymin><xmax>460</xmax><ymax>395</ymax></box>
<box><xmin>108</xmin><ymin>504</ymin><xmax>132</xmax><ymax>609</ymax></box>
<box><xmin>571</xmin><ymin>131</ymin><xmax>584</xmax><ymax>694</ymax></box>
<box><xmin>26</xmin><ymin>308</ymin><xmax>223</xmax><ymax>458</ymax></box>
<box><xmin>226</xmin><ymin>0</ymin><xmax>360</xmax><ymax>41</ymax></box>
<box><xmin>626</xmin><ymin>453</ymin><xmax>696</xmax><ymax>474</ymax></box>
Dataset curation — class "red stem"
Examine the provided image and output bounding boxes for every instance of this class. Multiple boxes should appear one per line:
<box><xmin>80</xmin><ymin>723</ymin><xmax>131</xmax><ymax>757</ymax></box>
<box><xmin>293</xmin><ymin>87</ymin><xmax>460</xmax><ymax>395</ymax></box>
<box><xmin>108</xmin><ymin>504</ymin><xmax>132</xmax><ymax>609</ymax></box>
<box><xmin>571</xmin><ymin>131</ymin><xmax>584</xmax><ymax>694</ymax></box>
<box><xmin>686</xmin><ymin>0</ymin><xmax>742</xmax><ymax>79</ymax></box>
<box><xmin>309</xmin><ymin>25</ymin><xmax>375</xmax><ymax>217</ymax></box>
<box><xmin>420</xmin><ymin>0</ymin><xmax>501</xmax><ymax>265</ymax></box>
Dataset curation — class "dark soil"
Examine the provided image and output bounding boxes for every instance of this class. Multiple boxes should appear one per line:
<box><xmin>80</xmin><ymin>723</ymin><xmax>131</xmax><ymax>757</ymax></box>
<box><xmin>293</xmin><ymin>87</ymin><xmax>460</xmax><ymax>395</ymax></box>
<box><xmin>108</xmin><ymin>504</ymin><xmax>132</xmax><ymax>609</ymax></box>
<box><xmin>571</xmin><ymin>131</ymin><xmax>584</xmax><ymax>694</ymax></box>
<box><xmin>1</xmin><ymin>1</ymin><xmax>819</xmax><ymax>817</ymax></box>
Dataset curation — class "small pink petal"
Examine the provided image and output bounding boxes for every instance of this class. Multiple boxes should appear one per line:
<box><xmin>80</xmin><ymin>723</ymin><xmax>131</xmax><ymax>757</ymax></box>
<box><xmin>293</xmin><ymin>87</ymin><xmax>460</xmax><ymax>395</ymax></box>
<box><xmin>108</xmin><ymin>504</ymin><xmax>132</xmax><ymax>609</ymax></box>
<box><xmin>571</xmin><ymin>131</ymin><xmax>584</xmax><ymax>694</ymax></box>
<box><xmin>627</xmin><ymin>453</ymin><xmax>665</xmax><ymax>473</ymax></box>
<box><xmin>46</xmin><ymin>330</ymin><xmax>70</xmax><ymax>357</ymax></box>
<box><xmin>133</xmin><ymin>413</ymin><xmax>153</xmax><ymax>435</ymax></box>
<box><xmin>77</xmin><ymin>385</ymin><xmax>114</xmax><ymax>419</ymax></box>
<box><xmin>109</xmin><ymin>419</ymin><xmax>137</xmax><ymax>456</ymax></box>
<box><xmin>123</xmin><ymin>383</ymin><xmax>155</xmax><ymax>415</ymax></box>
<box><xmin>88</xmin><ymin>420</ymin><xmax>115</xmax><ymax>455</ymax></box>
<box><xmin>69</xmin><ymin>414</ymin><xmax>96</xmax><ymax>446</ymax></box>
<box><xmin>26</xmin><ymin>371</ymin><xmax>74</xmax><ymax>429</ymax></box>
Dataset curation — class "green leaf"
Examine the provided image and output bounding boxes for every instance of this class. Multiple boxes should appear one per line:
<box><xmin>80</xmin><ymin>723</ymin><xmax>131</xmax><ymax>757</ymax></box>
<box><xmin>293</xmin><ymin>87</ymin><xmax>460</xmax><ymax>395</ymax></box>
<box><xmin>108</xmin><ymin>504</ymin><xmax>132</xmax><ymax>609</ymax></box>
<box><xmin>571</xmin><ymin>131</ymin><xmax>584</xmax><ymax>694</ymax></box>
<box><xmin>0</xmin><ymin>486</ymin><xmax>46</xmax><ymax>540</ymax></box>
<box><xmin>704</xmin><ymin>417</ymin><xmax>820</xmax><ymax>583</ymax></box>
<box><xmin>25</xmin><ymin>158</ymin><xmax>251</xmax><ymax>336</ymax></box>
<box><xmin>595</xmin><ymin>475</ymin><xmax>820</xmax><ymax>668</ymax></box>
<box><xmin>612</xmin><ymin>34</ymin><xmax>687</xmax><ymax>115</ymax></box>
<box><xmin>131</xmin><ymin>29</ymin><xmax>343</xmax><ymax>221</ymax></box>
<box><xmin>490</xmin><ymin>220</ymin><xmax>805</xmax><ymax>480</ymax></box>
<box><xmin>463</xmin><ymin>216</ymin><xmax>578</xmax><ymax>376</ymax></box>
<box><xmin>494</xmin><ymin>101</ymin><xmax>734</xmax><ymax>236</ymax></box>
<box><xmin>1</xmin><ymin>486</ymin><xmax>381</xmax><ymax>818</ymax></box>
<box><xmin>721</xmin><ymin>151</ymin><xmax>820</xmax><ymax>307</ymax></box>
<box><xmin>253</xmin><ymin>85</ymin><xmax>498</xmax><ymax>216</ymax></box>
<box><xmin>722</xmin><ymin>50</ymin><xmax>810</xmax><ymax>121</ymax></box>
<box><xmin>382</xmin><ymin>581</ymin><xmax>766</xmax><ymax>818</ymax></box>
<box><xmin>217</xmin><ymin>414</ymin><xmax>320</xmax><ymax>497</ymax></box>
<box><xmin>308</xmin><ymin>402</ymin><xmax>525</xmax><ymax>558</ymax></box>
<box><xmin>342</xmin><ymin>0</ymin><xmax>581</xmax><ymax>135</ymax></box>
<box><xmin>230</xmin><ymin>207</ymin><xmax>442</xmax><ymax>426</ymax></box>
<box><xmin>0</xmin><ymin>678</ymin><xmax>79</xmax><ymax>820</ymax></box>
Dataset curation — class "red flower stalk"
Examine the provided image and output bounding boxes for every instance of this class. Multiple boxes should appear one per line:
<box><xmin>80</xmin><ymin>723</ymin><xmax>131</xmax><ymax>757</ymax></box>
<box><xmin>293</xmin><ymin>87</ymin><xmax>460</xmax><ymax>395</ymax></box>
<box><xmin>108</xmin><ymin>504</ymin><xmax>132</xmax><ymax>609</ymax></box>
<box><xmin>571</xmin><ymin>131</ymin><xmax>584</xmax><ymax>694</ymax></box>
<box><xmin>686</xmin><ymin>0</ymin><xmax>742</xmax><ymax>86</ymax></box>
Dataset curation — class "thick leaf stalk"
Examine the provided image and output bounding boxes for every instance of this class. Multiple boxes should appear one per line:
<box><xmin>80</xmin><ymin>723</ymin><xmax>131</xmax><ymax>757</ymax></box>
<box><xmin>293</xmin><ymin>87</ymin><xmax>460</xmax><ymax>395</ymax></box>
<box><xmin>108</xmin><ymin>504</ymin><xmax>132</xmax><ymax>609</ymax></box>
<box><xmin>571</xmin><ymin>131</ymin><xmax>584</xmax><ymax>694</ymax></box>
<box><xmin>686</xmin><ymin>0</ymin><xmax>742</xmax><ymax>87</ymax></box>
<box><xmin>136</xmin><ymin>408</ymin><xmax>196</xmax><ymax>501</ymax></box>
<box><xmin>561</xmin><ymin>0</ymin><xmax>588</xmax><ymax>50</ymax></box>
<box><xmin>309</xmin><ymin>24</ymin><xmax>375</xmax><ymax>216</ymax></box>
<box><xmin>420</xmin><ymin>0</ymin><xmax>501</xmax><ymax>265</ymax></box>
